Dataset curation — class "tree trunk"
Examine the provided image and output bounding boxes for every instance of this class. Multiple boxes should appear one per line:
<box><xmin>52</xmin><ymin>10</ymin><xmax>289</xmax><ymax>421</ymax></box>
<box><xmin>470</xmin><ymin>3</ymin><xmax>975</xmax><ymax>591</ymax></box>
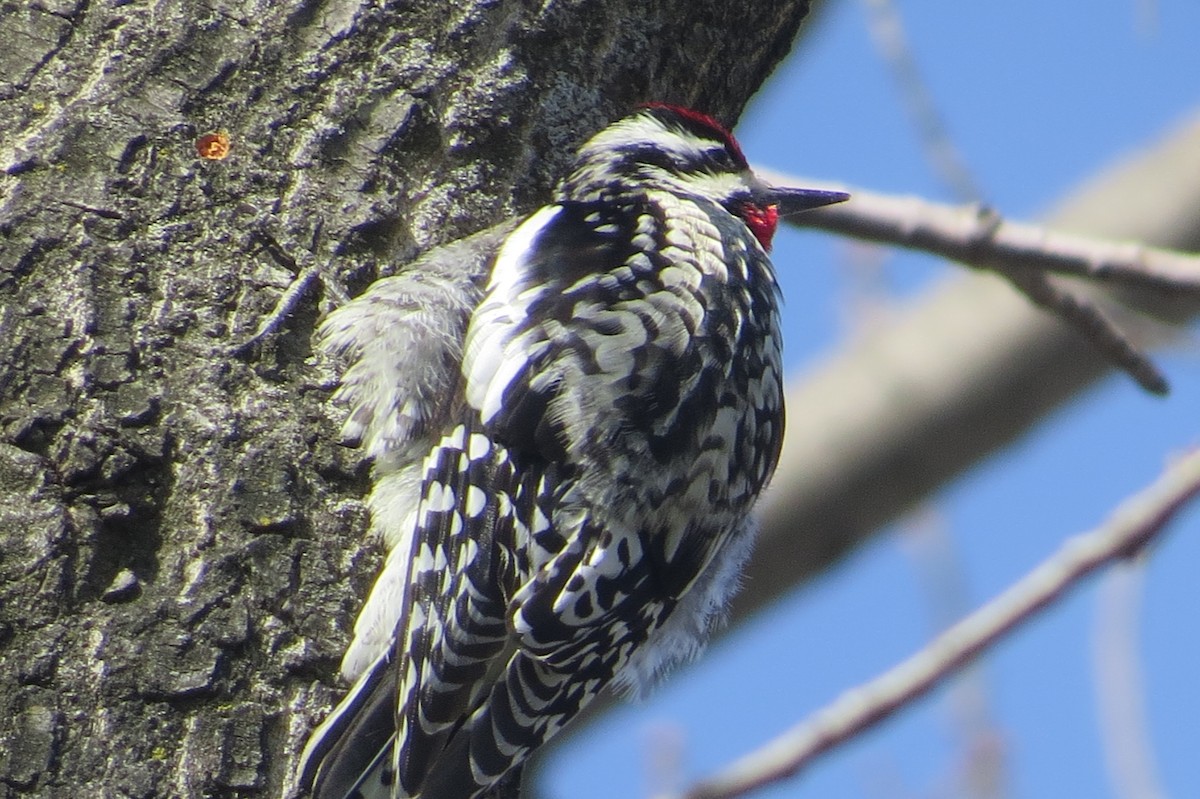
<box><xmin>0</xmin><ymin>1</ymin><xmax>813</xmax><ymax>796</ymax></box>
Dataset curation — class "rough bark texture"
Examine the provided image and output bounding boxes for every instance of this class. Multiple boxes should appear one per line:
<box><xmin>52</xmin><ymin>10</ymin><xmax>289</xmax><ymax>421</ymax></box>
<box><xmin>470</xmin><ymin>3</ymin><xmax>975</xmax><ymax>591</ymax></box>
<box><xmin>0</xmin><ymin>1</ymin><xmax>812</xmax><ymax>797</ymax></box>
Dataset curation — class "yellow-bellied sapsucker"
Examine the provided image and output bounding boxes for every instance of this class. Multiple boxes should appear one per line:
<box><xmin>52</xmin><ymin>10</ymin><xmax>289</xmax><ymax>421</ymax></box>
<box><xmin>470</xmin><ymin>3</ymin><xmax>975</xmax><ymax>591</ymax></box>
<box><xmin>298</xmin><ymin>104</ymin><xmax>848</xmax><ymax>798</ymax></box>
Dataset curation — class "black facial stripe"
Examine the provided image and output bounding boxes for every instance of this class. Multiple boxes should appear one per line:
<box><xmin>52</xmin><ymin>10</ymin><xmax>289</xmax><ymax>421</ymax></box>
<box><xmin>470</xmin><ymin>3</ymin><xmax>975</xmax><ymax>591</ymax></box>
<box><xmin>612</xmin><ymin>143</ymin><xmax>742</xmax><ymax>180</ymax></box>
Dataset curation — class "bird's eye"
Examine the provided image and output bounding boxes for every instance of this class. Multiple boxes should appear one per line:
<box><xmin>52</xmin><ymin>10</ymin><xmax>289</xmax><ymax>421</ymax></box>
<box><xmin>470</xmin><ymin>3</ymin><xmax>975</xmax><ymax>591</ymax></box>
<box><xmin>708</xmin><ymin>148</ymin><xmax>739</xmax><ymax>172</ymax></box>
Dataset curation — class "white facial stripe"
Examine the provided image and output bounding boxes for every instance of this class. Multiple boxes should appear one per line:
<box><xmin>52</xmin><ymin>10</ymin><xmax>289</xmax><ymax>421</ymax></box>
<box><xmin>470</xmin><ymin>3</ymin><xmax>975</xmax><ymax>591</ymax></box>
<box><xmin>586</xmin><ymin>115</ymin><xmax>718</xmax><ymax>168</ymax></box>
<box><xmin>642</xmin><ymin>166</ymin><xmax>748</xmax><ymax>201</ymax></box>
<box><xmin>463</xmin><ymin>205</ymin><xmax>563</xmax><ymax>418</ymax></box>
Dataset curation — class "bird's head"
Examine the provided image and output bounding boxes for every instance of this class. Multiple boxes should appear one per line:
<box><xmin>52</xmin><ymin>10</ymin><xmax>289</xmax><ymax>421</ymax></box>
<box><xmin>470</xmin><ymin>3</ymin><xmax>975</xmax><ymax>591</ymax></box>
<box><xmin>563</xmin><ymin>104</ymin><xmax>848</xmax><ymax>249</ymax></box>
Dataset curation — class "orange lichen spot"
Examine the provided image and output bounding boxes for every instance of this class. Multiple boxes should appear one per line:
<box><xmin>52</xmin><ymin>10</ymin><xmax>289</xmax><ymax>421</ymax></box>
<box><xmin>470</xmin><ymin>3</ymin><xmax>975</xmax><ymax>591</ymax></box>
<box><xmin>196</xmin><ymin>131</ymin><xmax>231</xmax><ymax>160</ymax></box>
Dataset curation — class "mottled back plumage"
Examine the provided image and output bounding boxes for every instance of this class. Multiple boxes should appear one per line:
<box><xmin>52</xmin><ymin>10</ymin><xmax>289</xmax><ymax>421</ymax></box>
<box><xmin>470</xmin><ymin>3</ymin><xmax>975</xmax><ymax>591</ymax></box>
<box><xmin>299</xmin><ymin>105</ymin><xmax>847</xmax><ymax>799</ymax></box>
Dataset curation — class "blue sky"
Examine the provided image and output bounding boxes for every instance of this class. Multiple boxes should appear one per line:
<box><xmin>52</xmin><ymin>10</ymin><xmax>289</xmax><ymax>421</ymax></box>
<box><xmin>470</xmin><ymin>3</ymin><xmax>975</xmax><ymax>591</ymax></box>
<box><xmin>543</xmin><ymin>2</ymin><xmax>1200</xmax><ymax>798</ymax></box>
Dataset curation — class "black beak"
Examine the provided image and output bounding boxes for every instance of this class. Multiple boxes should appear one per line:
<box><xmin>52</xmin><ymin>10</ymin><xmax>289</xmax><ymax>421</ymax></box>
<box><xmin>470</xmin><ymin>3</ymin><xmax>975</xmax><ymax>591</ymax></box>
<box><xmin>768</xmin><ymin>187</ymin><xmax>850</xmax><ymax>216</ymax></box>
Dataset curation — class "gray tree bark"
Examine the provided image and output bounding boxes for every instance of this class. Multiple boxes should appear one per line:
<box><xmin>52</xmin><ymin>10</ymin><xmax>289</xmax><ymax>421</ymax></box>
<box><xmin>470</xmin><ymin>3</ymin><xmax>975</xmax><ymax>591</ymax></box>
<box><xmin>0</xmin><ymin>1</ymin><xmax>813</xmax><ymax>796</ymax></box>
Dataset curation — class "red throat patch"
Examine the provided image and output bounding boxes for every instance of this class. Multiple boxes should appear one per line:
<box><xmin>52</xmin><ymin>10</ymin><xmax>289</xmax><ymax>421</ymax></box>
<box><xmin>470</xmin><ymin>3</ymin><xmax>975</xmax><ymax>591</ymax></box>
<box><xmin>738</xmin><ymin>203</ymin><xmax>780</xmax><ymax>251</ymax></box>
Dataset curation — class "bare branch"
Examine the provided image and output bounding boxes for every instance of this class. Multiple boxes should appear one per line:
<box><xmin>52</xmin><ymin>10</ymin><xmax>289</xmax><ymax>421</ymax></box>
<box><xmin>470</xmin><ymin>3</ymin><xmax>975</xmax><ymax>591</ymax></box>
<box><xmin>761</xmin><ymin>177</ymin><xmax>1200</xmax><ymax>393</ymax></box>
<box><xmin>668</xmin><ymin>447</ymin><xmax>1200</xmax><ymax>799</ymax></box>
<box><xmin>1000</xmin><ymin>268</ymin><xmax>1167</xmax><ymax>394</ymax></box>
<box><xmin>771</xmin><ymin>183</ymin><xmax>1200</xmax><ymax>293</ymax></box>
<box><xmin>735</xmin><ymin>118</ymin><xmax>1200</xmax><ymax>631</ymax></box>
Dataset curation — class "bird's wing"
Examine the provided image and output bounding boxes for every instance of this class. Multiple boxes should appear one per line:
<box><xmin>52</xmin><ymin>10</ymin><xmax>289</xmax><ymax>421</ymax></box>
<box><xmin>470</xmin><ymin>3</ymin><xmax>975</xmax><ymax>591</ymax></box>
<box><xmin>317</xmin><ymin>224</ymin><xmax>519</xmax><ymax>683</ymax></box>
<box><xmin>301</xmin><ymin>421</ymin><xmax>522</xmax><ymax>799</ymax></box>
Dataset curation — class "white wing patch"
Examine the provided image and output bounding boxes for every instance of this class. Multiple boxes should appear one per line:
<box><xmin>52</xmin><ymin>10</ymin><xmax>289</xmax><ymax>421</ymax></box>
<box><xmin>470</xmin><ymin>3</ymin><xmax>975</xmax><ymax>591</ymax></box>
<box><xmin>463</xmin><ymin>205</ymin><xmax>562</xmax><ymax>423</ymax></box>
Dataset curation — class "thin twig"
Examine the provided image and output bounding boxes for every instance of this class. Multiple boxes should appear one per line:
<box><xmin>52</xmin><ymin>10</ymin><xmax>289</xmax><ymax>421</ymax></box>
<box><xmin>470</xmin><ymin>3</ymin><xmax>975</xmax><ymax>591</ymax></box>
<box><xmin>767</xmin><ymin>179</ymin><xmax>1200</xmax><ymax>294</ymax></box>
<box><xmin>666</xmin><ymin>448</ymin><xmax>1200</xmax><ymax>799</ymax></box>
<box><xmin>763</xmin><ymin>176</ymin><xmax>1200</xmax><ymax>394</ymax></box>
<box><xmin>232</xmin><ymin>263</ymin><xmax>324</xmax><ymax>357</ymax></box>
<box><xmin>1093</xmin><ymin>564</ymin><xmax>1166</xmax><ymax>799</ymax></box>
<box><xmin>901</xmin><ymin>511</ymin><xmax>1009</xmax><ymax>799</ymax></box>
<box><xmin>861</xmin><ymin>0</ymin><xmax>984</xmax><ymax>202</ymax></box>
<box><xmin>1002</xmin><ymin>269</ymin><xmax>1168</xmax><ymax>394</ymax></box>
<box><xmin>232</xmin><ymin>225</ymin><xmax>343</xmax><ymax>356</ymax></box>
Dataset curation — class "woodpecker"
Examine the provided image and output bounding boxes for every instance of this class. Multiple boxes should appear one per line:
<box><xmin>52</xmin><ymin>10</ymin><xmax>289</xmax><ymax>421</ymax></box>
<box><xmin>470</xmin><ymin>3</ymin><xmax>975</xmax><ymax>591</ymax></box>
<box><xmin>300</xmin><ymin>104</ymin><xmax>847</xmax><ymax>799</ymax></box>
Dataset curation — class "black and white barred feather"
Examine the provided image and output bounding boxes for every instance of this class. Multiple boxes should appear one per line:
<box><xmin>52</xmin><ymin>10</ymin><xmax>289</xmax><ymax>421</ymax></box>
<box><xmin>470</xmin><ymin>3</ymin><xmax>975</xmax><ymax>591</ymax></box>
<box><xmin>299</xmin><ymin>105</ymin><xmax>847</xmax><ymax>799</ymax></box>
